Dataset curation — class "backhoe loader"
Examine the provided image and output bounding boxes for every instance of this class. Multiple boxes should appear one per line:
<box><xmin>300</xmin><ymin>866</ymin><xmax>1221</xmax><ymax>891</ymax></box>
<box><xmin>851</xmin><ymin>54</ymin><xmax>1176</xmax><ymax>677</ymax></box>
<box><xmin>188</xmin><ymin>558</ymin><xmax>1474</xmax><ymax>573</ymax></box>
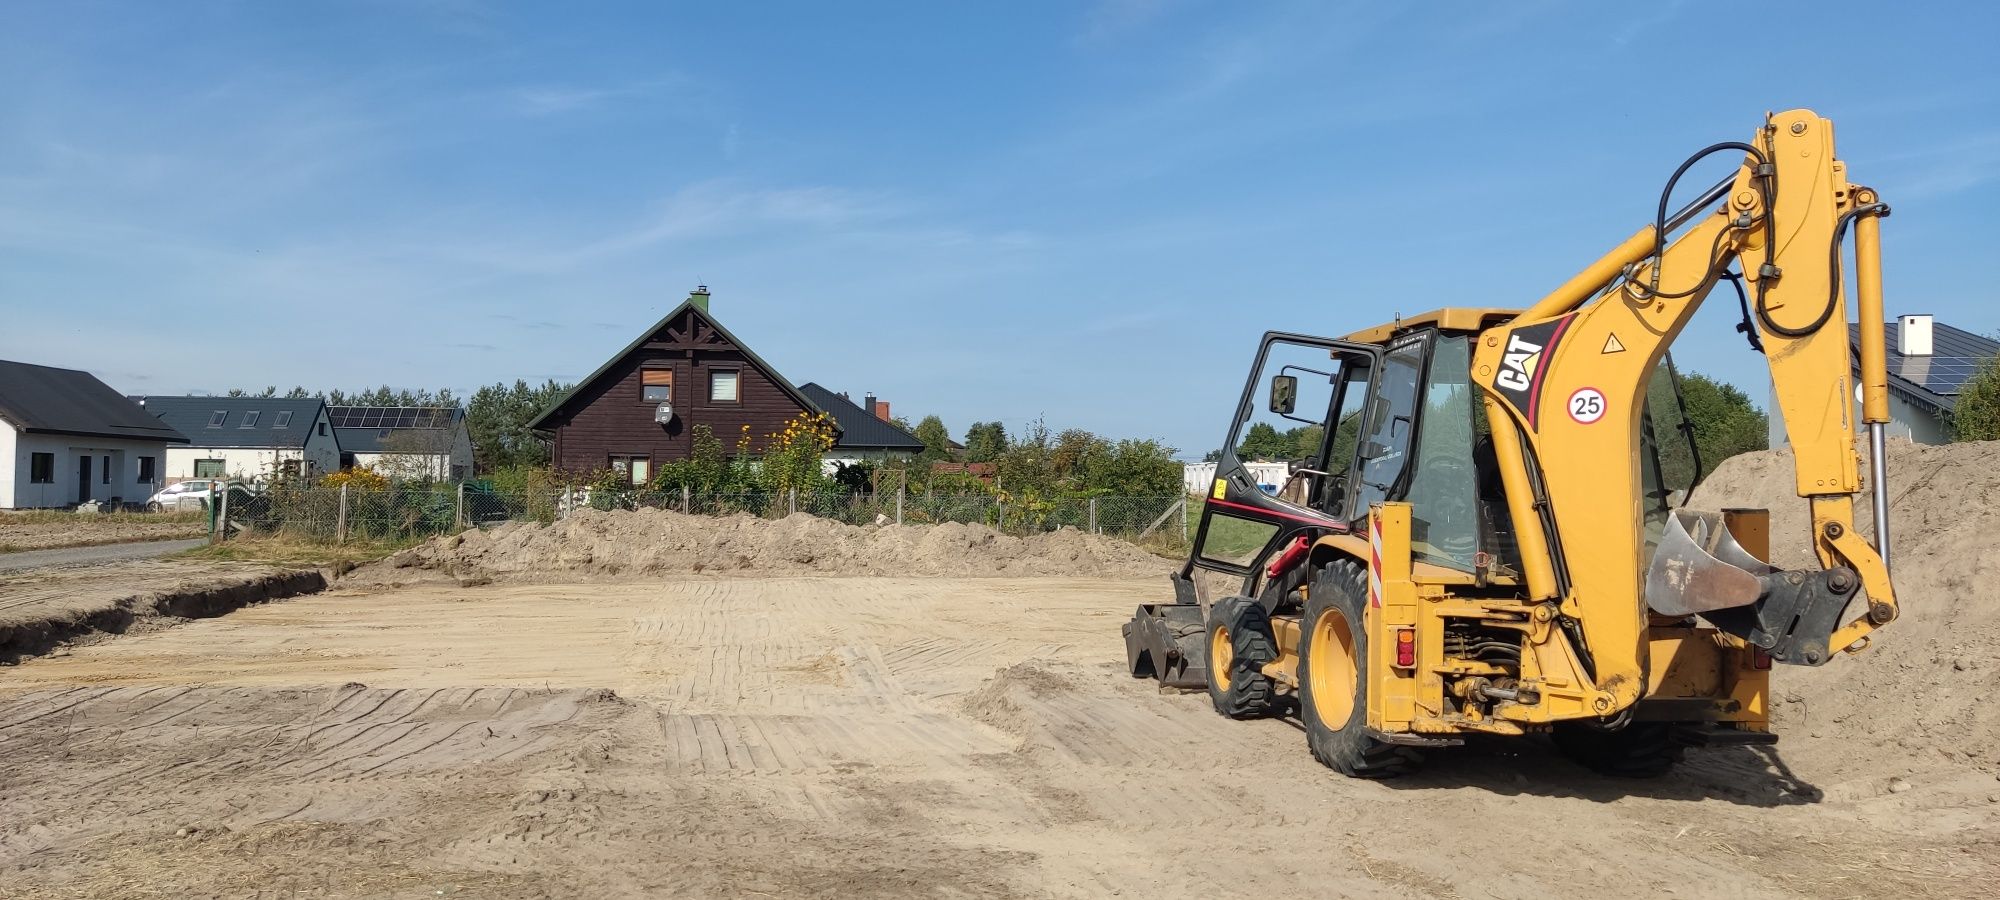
<box><xmin>1123</xmin><ymin>109</ymin><xmax>1899</xmax><ymax>777</ymax></box>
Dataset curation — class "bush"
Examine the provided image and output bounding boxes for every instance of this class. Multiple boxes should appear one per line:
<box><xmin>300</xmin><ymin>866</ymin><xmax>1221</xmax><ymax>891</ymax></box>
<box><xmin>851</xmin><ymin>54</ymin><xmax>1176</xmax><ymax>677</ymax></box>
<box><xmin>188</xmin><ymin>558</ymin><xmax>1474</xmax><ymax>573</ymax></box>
<box><xmin>1952</xmin><ymin>356</ymin><xmax>2000</xmax><ymax>441</ymax></box>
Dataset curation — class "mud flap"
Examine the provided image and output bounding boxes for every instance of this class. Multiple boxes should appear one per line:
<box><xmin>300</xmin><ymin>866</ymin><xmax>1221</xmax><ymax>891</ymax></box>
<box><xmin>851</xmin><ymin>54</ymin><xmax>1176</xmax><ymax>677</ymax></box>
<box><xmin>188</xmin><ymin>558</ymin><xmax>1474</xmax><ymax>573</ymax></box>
<box><xmin>1123</xmin><ymin>602</ymin><xmax>1208</xmax><ymax>689</ymax></box>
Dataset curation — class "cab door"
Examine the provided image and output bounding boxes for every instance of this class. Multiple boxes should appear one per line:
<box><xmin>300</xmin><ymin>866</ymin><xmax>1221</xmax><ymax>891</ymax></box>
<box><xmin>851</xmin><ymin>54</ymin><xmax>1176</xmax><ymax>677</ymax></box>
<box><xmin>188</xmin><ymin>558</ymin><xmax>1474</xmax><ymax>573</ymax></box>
<box><xmin>1187</xmin><ymin>332</ymin><xmax>1380</xmax><ymax>591</ymax></box>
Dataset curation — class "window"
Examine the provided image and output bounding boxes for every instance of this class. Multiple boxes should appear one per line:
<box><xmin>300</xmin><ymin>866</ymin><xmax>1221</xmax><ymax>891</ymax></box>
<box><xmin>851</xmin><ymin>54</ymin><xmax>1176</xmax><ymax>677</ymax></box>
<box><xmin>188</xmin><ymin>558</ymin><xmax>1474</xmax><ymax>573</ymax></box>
<box><xmin>279</xmin><ymin>460</ymin><xmax>302</xmax><ymax>477</ymax></box>
<box><xmin>609</xmin><ymin>455</ymin><xmax>651</xmax><ymax>486</ymax></box>
<box><xmin>138</xmin><ymin>456</ymin><xmax>156</xmax><ymax>483</ymax></box>
<box><xmin>103</xmin><ymin>455</ymin><xmax>111</xmax><ymax>484</ymax></box>
<box><xmin>194</xmin><ymin>459</ymin><xmax>226</xmax><ymax>478</ymax></box>
<box><xmin>1403</xmin><ymin>335</ymin><xmax>1480</xmax><ymax>571</ymax></box>
<box><xmin>208</xmin><ymin>410</ymin><xmax>227</xmax><ymax>428</ymax></box>
<box><xmin>710</xmin><ymin>370</ymin><xmax>740</xmax><ymax>403</ymax></box>
<box><xmin>274</xmin><ymin>410</ymin><xmax>293</xmax><ymax>428</ymax></box>
<box><xmin>241</xmin><ymin>411</ymin><xmax>260</xmax><ymax>428</ymax></box>
<box><xmin>318</xmin><ymin>421</ymin><xmax>327</xmax><ymax>436</ymax></box>
<box><xmin>642</xmin><ymin>369</ymin><xmax>673</xmax><ymax>403</ymax></box>
<box><xmin>30</xmin><ymin>452</ymin><xmax>54</xmax><ymax>483</ymax></box>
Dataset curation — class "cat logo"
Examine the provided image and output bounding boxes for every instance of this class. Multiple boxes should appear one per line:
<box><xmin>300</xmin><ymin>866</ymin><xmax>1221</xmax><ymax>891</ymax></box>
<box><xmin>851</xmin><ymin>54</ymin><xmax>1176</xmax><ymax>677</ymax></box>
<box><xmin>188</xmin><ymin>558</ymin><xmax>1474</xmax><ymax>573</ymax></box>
<box><xmin>1494</xmin><ymin>334</ymin><xmax>1544</xmax><ymax>392</ymax></box>
<box><xmin>1488</xmin><ymin>314</ymin><xmax>1576</xmax><ymax>431</ymax></box>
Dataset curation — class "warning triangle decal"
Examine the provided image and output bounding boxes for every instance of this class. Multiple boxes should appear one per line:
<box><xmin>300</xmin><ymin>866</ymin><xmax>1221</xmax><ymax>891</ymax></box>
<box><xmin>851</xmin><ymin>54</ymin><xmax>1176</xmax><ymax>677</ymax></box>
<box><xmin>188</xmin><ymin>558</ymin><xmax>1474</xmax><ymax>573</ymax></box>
<box><xmin>1602</xmin><ymin>333</ymin><xmax>1626</xmax><ymax>354</ymax></box>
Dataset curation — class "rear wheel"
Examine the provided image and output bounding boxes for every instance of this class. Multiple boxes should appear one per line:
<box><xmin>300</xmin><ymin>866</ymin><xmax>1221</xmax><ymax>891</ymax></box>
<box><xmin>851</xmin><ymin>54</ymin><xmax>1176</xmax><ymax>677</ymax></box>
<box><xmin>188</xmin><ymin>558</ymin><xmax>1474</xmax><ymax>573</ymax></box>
<box><xmin>1205</xmin><ymin>595</ymin><xmax>1279</xmax><ymax>719</ymax></box>
<box><xmin>145</xmin><ymin>502</ymin><xmax>163</xmax><ymax>513</ymax></box>
<box><xmin>1552</xmin><ymin>721</ymin><xmax>1684</xmax><ymax>778</ymax></box>
<box><xmin>1298</xmin><ymin>560</ymin><xmax>1421</xmax><ymax>778</ymax></box>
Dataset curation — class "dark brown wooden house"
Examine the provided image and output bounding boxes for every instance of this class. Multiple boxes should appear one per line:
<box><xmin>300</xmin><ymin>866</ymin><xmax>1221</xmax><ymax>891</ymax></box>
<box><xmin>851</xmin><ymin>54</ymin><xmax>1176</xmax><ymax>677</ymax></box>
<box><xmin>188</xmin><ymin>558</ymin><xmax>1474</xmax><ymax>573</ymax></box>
<box><xmin>529</xmin><ymin>288</ymin><xmax>831</xmax><ymax>482</ymax></box>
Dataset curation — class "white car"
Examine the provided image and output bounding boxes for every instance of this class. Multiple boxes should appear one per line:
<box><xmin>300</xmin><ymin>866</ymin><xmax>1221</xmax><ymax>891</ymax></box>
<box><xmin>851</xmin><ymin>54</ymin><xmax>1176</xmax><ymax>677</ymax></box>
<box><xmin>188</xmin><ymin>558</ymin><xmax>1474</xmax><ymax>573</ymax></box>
<box><xmin>146</xmin><ymin>480</ymin><xmax>215</xmax><ymax>512</ymax></box>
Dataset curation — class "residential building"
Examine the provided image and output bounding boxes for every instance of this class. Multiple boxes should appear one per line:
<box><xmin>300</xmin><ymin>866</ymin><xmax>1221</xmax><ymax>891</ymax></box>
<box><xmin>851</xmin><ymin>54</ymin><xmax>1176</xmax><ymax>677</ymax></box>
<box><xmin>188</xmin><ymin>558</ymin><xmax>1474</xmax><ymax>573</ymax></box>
<box><xmin>330</xmin><ymin>406</ymin><xmax>474</xmax><ymax>480</ymax></box>
<box><xmin>798</xmin><ymin>383</ymin><xmax>925</xmax><ymax>469</ymax></box>
<box><xmin>0</xmin><ymin>359</ymin><xmax>189</xmax><ymax>509</ymax></box>
<box><xmin>1768</xmin><ymin>315</ymin><xmax>1999</xmax><ymax>447</ymax></box>
<box><xmin>529</xmin><ymin>287</ymin><xmax>835</xmax><ymax>483</ymax></box>
<box><xmin>140</xmin><ymin>396</ymin><xmax>340</xmax><ymax>482</ymax></box>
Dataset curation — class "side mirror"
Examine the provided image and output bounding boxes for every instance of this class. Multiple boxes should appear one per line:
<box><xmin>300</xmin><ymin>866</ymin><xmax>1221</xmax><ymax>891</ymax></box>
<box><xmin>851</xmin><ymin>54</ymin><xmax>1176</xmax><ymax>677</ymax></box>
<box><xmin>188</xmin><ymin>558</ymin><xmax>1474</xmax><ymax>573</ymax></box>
<box><xmin>1269</xmin><ymin>375</ymin><xmax>1298</xmax><ymax>415</ymax></box>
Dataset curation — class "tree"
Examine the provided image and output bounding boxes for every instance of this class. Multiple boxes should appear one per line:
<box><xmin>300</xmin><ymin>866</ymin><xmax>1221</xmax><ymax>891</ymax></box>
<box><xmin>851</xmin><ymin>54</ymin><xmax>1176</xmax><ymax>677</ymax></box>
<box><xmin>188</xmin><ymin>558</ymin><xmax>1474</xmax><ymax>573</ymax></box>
<box><xmin>963</xmin><ymin>421</ymin><xmax>1008</xmax><ymax>462</ymax></box>
<box><xmin>1235</xmin><ymin>422</ymin><xmax>1296</xmax><ymax>461</ymax></box>
<box><xmin>1676</xmin><ymin>373</ymin><xmax>1768</xmax><ymax>480</ymax></box>
<box><xmin>913</xmin><ymin>415</ymin><xmax>952</xmax><ymax>463</ymax></box>
<box><xmin>1951</xmin><ymin>355</ymin><xmax>2000</xmax><ymax>441</ymax></box>
<box><xmin>466</xmin><ymin>379</ymin><xmax>572</xmax><ymax>471</ymax></box>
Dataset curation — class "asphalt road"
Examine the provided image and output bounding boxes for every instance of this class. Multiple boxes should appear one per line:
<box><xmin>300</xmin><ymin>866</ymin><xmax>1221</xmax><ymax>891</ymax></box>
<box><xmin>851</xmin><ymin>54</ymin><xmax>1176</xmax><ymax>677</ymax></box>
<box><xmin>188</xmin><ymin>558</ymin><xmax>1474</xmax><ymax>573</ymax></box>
<box><xmin>0</xmin><ymin>538</ymin><xmax>208</xmax><ymax>572</ymax></box>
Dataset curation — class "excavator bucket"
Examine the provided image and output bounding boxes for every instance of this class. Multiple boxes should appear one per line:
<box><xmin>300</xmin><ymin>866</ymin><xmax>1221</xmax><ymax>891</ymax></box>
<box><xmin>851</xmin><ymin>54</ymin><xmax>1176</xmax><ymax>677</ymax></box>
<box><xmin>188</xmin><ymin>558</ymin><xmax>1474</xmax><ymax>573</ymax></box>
<box><xmin>1645</xmin><ymin>510</ymin><xmax>1771</xmax><ymax>617</ymax></box>
<box><xmin>1646</xmin><ymin>509</ymin><xmax>1861</xmax><ymax>666</ymax></box>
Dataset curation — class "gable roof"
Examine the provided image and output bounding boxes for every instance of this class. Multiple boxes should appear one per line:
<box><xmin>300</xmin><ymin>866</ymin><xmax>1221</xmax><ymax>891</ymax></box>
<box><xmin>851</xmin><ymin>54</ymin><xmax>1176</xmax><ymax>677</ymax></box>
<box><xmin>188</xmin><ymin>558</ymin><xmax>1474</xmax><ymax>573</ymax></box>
<box><xmin>528</xmin><ymin>298</ymin><xmax>826</xmax><ymax>431</ymax></box>
<box><xmin>328</xmin><ymin>406</ymin><xmax>465</xmax><ymax>453</ymax></box>
<box><xmin>1849</xmin><ymin>321</ymin><xmax>1999</xmax><ymax>414</ymax></box>
<box><xmin>141</xmin><ymin>396</ymin><xmax>325</xmax><ymax>449</ymax></box>
<box><xmin>798</xmin><ymin>383</ymin><xmax>925</xmax><ymax>451</ymax></box>
<box><xmin>0</xmin><ymin>359</ymin><xmax>189</xmax><ymax>444</ymax></box>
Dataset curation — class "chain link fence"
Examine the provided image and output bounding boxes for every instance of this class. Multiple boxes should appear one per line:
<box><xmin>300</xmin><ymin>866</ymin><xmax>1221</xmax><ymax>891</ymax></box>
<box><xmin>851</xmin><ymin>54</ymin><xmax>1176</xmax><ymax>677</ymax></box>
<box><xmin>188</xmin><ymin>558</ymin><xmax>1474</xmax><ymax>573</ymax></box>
<box><xmin>207</xmin><ymin>483</ymin><xmax>1191</xmax><ymax>551</ymax></box>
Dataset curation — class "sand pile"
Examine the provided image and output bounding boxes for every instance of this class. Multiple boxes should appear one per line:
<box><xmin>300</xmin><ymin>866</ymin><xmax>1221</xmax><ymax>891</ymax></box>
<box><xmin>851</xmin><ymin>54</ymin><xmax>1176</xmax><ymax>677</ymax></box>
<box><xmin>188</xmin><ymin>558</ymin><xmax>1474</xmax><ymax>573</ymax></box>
<box><xmin>1688</xmin><ymin>438</ymin><xmax>2000</xmax><ymax>773</ymax></box>
<box><xmin>363</xmin><ymin>508</ymin><xmax>1174</xmax><ymax>582</ymax></box>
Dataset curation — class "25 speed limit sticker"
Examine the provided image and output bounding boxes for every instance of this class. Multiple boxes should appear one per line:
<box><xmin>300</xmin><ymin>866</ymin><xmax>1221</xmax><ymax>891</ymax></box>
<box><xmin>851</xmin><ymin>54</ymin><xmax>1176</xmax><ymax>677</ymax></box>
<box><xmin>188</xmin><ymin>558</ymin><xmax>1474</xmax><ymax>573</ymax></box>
<box><xmin>1567</xmin><ymin>387</ymin><xmax>1607</xmax><ymax>424</ymax></box>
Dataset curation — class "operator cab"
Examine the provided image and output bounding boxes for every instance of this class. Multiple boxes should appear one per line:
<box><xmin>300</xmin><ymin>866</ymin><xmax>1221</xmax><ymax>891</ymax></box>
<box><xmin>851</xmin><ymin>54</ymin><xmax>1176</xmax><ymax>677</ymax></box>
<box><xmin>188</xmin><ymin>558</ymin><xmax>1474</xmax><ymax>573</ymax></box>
<box><xmin>1189</xmin><ymin>323</ymin><xmax>1700</xmax><ymax>598</ymax></box>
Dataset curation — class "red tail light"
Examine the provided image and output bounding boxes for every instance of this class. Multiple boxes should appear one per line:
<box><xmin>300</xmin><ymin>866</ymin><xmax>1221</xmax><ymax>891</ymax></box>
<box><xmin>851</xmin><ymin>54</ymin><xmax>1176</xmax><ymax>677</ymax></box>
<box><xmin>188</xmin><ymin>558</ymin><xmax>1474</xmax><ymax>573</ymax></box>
<box><xmin>1394</xmin><ymin>628</ymin><xmax>1416</xmax><ymax>668</ymax></box>
<box><xmin>1751</xmin><ymin>648</ymin><xmax>1773</xmax><ymax>670</ymax></box>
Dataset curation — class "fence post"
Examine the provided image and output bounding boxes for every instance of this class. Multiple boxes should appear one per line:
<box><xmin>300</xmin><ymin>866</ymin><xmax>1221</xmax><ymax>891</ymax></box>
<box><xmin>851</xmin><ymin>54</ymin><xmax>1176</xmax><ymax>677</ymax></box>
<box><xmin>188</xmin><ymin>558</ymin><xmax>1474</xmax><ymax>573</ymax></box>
<box><xmin>217</xmin><ymin>488</ymin><xmax>230</xmax><ymax>543</ymax></box>
<box><xmin>1088</xmin><ymin>497</ymin><xmax>1098</xmax><ymax>534</ymax></box>
<box><xmin>895</xmin><ymin>486</ymin><xmax>904</xmax><ymax>525</ymax></box>
<box><xmin>456</xmin><ymin>482</ymin><xmax>466</xmax><ymax>530</ymax></box>
<box><xmin>681</xmin><ymin>485</ymin><xmax>691</xmax><ymax>514</ymax></box>
<box><xmin>996</xmin><ymin>498</ymin><xmax>1005</xmax><ymax>533</ymax></box>
<box><xmin>336</xmin><ymin>484</ymin><xmax>348</xmax><ymax>544</ymax></box>
<box><xmin>788</xmin><ymin>489</ymin><xmax>798</xmax><ymax>516</ymax></box>
<box><xmin>1180</xmin><ymin>495</ymin><xmax>1190</xmax><ymax>545</ymax></box>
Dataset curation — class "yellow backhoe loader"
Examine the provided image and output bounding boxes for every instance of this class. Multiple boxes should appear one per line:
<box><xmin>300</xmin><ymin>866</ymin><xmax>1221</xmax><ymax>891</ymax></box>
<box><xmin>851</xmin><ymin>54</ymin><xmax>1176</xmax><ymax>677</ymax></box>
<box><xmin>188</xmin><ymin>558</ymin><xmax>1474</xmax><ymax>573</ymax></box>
<box><xmin>1124</xmin><ymin>109</ymin><xmax>1898</xmax><ymax>777</ymax></box>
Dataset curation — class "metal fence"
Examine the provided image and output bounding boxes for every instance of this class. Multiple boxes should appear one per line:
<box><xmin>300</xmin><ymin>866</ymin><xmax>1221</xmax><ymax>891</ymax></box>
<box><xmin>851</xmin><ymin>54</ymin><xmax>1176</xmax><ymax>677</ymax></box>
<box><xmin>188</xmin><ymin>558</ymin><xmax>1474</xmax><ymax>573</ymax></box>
<box><xmin>210</xmin><ymin>484</ymin><xmax>1190</xmax><ymax>549</ymax></box>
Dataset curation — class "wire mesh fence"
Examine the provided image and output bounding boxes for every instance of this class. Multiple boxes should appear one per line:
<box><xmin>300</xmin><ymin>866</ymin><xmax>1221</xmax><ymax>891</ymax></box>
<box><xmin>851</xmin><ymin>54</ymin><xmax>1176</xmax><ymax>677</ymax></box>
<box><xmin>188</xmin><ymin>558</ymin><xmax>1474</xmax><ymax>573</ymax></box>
<box><xmin>206</xmin><ymin>483</ymin><xmax>1190</xmax><ymax>550</ymax></box>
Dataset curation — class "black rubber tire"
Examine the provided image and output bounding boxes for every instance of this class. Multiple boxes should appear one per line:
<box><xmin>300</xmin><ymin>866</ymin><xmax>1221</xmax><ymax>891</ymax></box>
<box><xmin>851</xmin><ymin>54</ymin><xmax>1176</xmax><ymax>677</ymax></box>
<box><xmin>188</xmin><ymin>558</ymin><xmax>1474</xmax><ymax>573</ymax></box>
<box><xmin>1298</xmin><ymin>559</ymin><xmax>1422</xmax><ymax>778</ymax></box>
<box><xmin>145</xmin><ymin>502</ymin><xmax>163</xmax><ymax>513</ymax></box>
<box><xmin>1205</xmin><ymin>595</ymin><xmax>1280</xmax><ymax>719</ymax></box>
<box><xmin>1552</xmin><ymin>722</ymin><xmax>1685</xmax><ymax>778</ymax></box>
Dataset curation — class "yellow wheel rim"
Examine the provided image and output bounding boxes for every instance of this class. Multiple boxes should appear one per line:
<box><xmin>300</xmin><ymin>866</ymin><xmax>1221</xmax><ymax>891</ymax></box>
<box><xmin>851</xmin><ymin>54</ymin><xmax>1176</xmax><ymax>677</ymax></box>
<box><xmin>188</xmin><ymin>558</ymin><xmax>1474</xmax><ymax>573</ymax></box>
<box><xmin>1211</xmin><ymin>624</ymin><xmax>1234</xmax><ymax>691</ymax></box>
<box><xmin>1308</xmin><ymin>607</ymin><xmax>1357</xmax><ymax>724</ymax></box>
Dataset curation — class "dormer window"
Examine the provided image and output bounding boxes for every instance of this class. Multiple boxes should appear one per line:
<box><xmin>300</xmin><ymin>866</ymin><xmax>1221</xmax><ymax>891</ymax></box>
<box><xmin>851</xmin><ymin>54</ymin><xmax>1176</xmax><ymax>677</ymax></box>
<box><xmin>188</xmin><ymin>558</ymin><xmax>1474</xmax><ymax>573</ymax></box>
<box><xmin>241</xmin><ymin>411</ymin><xmax>260</xmax><ymax>428</ymax></box>
<box><xmin>208</xmin><ymin>411</ymin><xmax>226</xmax><ymax>428</ymax></box>
<box><xmin>274</xmin><ymin>410</ymin><xmax>293</xmax><ymax>428</ymax></box>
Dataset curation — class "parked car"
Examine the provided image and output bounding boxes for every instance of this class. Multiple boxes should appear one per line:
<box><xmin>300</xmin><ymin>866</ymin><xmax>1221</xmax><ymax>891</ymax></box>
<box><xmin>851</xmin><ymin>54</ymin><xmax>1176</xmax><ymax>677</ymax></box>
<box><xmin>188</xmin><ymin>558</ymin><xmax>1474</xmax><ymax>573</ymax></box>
<box><xmin>146</xmin><ymin>480</ymin><xmax>215</xmax><ymax>512</ymax></box>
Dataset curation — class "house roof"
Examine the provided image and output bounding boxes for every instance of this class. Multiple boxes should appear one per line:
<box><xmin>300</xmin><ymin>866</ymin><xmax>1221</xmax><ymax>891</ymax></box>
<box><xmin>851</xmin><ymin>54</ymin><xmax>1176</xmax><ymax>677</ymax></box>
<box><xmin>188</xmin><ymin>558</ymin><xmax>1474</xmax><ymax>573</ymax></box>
<box><xmin>528</xmin><ymin>298</ymin><xmax>828</xmax><ymax>432</ymax></box>
<box><xmin>1848</xmin><ymin>321</ymin><xmax>1999</xmax><ymax>414</ymax></box>
<box><xmin>798</xmin><ymin>383</ymin><xmax>926</xmax><ymax>451</ymax></box>
<box><xmin>328</xmin><ymin>406</ymin><xmax>464</xmax><ymax>453</ymax></box>
<box><xmin>141</xmin><ymin>396</ymin><xmax>324</xmax><ymax>449</ymax></box>
<box><xmin>0</xmin><ymin>359</ymin><xmax>189</xmax><ymax>444</ymax></box>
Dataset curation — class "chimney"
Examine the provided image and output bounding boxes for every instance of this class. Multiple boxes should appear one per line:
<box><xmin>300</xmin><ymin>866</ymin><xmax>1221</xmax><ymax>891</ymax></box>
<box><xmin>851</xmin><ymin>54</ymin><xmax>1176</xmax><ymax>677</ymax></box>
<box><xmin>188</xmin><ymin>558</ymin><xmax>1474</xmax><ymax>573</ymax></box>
<box><xmin>1898</xmin><ymin>314</ymin><xmax>1933</xmax><ymax>357</ymax></box>
<box><xmin>863</xmin><ymin>393</ymin><xmax>876</xmax><ymax>417</ymax></box>
<box><xmin>874</xmin><ymin>401</ymin><xmax>891</xmax><ymax>422</ymax></box>
<box><xmin>689</xmin><ymin>284</ymin><xmax>710</xmax><ymax>314</ymax></box>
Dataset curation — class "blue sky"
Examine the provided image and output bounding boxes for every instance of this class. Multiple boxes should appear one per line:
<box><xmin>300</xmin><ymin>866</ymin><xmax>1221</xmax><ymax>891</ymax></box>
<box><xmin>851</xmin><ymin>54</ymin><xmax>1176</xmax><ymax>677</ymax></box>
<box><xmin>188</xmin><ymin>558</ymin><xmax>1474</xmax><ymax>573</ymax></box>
<box><xmin>2</xmin><ymin>1</ymin><xmax>1994</xmax><ymax>458</ymax></box>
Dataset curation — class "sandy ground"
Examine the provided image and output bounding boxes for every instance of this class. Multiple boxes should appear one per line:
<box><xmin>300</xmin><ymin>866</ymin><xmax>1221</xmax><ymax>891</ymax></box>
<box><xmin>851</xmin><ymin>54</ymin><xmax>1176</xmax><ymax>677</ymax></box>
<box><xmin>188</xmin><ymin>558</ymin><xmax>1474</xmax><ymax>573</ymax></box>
<box><xmin>2</xmin><ymin>576</ymin><xmax>1991</xmax><ymax>899</ymax></box>
<box><xmin>0</xmin><ymin>516</ymin><xmax>206</xmax><ymax>553</ymax></box>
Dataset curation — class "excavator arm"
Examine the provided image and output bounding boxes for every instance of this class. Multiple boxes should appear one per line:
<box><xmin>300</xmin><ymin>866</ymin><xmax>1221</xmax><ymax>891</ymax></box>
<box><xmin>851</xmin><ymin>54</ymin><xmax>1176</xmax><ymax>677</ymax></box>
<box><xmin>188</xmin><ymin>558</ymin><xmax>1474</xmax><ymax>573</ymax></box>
<box><xmin>1471</xmin><ymin>109</ymin><xmax>1895</xmax><ymax>714</ymax></box>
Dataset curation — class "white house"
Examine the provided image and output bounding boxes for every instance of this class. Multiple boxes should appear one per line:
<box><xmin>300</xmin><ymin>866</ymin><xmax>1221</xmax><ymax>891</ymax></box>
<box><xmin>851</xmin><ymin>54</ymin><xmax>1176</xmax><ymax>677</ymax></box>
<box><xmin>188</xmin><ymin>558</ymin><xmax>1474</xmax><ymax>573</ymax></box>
<box><xmin>0</xmin><ymin>359</ymin><xmax>190</xmax><ymax>509</ymax></box>
<box><xmin>330</xmin><ymin>406</ymin><xmax>475</xmax><ymax>481</ymax></box>
<box><xmin>140</xmin><ymin>396</ymin><xmax>341</xmax><ymax>482</ymax></box>
<box><xmin>1183</xmin><ymin>460</ymin><xmax>1293</xmax><ymax>496</ymax></box>
<box><xmin>1769</xmin><ymin>315</ymin><xmax>1998</xmax><ymax>447</ymax></box>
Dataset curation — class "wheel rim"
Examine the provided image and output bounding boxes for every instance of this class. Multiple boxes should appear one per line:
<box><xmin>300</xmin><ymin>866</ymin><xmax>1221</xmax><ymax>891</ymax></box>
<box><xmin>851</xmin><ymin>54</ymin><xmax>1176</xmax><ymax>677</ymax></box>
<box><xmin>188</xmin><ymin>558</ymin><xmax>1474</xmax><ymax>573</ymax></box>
<box><xmin>1211</xmin><ymin>624</ymin><xmax>1234</xmax><ymax>691</ymax></box>
<box><xmin>1308</xmin><ymin>607</ymin><xmax>1358</xmax><ymax>724</ymax></box>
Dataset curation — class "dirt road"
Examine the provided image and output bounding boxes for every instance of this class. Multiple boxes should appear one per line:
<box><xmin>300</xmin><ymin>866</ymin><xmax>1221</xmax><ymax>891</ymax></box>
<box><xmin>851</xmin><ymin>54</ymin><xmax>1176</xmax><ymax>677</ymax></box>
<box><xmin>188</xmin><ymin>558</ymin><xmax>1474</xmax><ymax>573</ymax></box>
<box><xmin>0</xmin><ymin>538</ymin><xmax>207</xmax><ymax>571</ymax></box>
<box><xmin>1</xmin><ymin>577</ymin><xmax>1991</xmax><ymax>898</ymax></box>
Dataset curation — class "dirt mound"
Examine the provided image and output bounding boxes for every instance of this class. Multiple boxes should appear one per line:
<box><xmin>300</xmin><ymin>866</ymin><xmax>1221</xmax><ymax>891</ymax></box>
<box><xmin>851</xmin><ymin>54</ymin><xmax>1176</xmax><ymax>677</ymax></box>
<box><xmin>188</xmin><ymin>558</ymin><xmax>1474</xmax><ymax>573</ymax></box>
<box><xmin>358</xmin><ymin>508</ymin><xmax>1173</xmax><ymax>583</ymax></box>
<box><xmin>1688</xmin><ymin>439</ymin><xmax>2000</xmax><ymax>775</ymax></box>
<box><xmin>959</xmin><ymin>661</ymin><xmax>1082</xmax><ymax>739</ymax></box>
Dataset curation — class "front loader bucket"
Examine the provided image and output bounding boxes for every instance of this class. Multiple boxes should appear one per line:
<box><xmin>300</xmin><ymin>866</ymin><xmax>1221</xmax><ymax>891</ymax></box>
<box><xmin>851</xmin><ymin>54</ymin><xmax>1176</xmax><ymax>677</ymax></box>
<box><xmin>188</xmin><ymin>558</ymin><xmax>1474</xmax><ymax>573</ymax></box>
<box><xmin>1647</xmin><ymin>509</ymin><xmax>1860</xmax><ymax>666</ymax></box>
<box><xmin>1124</xmin><ymin>602</ymin><xmax>1208</xmax><ymax>689</ymax></box>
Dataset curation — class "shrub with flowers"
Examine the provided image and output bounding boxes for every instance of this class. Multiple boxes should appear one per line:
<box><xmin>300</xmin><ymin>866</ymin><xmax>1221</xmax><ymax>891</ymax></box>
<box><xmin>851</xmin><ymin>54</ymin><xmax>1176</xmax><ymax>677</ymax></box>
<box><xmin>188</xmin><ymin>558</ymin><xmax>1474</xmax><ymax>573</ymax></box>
<box><xmin>759</xmin><ymin>412</ymin><xmax>836</xmax><ymax>495</ymax></box>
